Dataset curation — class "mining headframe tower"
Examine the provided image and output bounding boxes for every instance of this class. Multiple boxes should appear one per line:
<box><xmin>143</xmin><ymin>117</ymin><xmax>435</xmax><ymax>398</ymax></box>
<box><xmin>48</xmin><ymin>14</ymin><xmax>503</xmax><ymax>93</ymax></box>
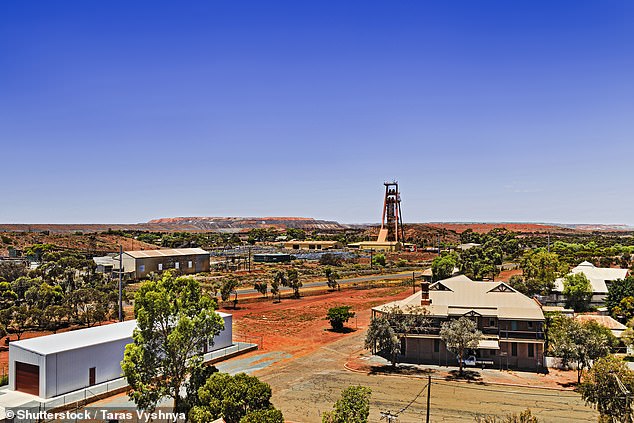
<box><xmin>348</xmin><ymin>181</ymin><xmax>414</xmax><ymax>252</ymax></box>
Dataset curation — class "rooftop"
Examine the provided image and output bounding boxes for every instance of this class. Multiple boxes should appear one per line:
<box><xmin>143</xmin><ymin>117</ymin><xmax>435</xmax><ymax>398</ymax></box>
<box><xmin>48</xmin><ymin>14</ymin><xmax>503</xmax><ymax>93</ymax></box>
<box><xmin>553</xmin><ymin>261</ymin><xmax>628</xmax><ymax>294</ymax></box>
<box><xmin>123</xmin><ymin>248</ymin><xmax>209</xmax><ymax>259</ymax></box>
<box><xmin>11</xmin><ymin>311</ymin><xmax>231</xmax><ymax>355</ymax></box>
<box><xmin>374</xmin><ymin>275</ymin><xmax>544</xmax><ymax>321</ymax></box>
<box><xmin>11</xmin><ymin>320</ymin><xmax>137</xmax><ymax>355</ymax></box>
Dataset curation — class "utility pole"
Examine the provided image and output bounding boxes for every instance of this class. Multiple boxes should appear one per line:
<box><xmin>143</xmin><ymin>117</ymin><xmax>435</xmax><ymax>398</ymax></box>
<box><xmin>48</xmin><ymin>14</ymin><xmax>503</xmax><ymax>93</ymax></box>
<box><xmin>426</xmin><ymin>375</ymin><xmax>431</xmax><ymax>423</ymax></box>
<box><xmin>412</xmin><ymin>271</ymin><xmax>416</xmax><ymax>294</ymax></box>
<box><xmin>118</xmin><ymin>245</ymin><xmax>123</xmax><ymax>322</ymax></box>
<box><xmin>370</xmin><ymin>250</ymin><xmax>374</xmax><ymax>269</ymax></box>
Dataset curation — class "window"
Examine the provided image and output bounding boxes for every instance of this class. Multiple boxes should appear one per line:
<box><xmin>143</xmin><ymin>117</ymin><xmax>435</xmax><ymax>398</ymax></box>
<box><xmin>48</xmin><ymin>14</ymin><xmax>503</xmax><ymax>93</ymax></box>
<box><xmin>528</xmin><ymin>344</ymin><xmax>534</xmax><ymax>358</ymax></box>
<box><xmin>511</xmin><ymin>321</ymin><xmax>518</xmax><ymax>331</ymax></box>
<box><xmin>188</xmin><ymin>261</ymin><xmax>193</xmax><ymax>269</ymax></box>
<box><xmin>489</xmin><ymin>349</ymin><xmax>496</xmax><ymax>356</ymax></box>
<box><xmin>158</xmin><ymin>263</ymin><xmax>163</xmax><ymax>271</ymax></box>
<box><xmin>489</xmin><ymin>318</ymin><xmax>495</xmax><ymax>327</ymax></box>
<box><xmin>511</xmin><ymin>343</ymin><xmax>518</xmax><ymax>357</ymax></box>
<box><xmin>434</xmin><ymin>339</ymin><xmax>440</xmax><ymax>353</ymax></box>
<box><xmin>139</xmin><ymin>264</ymin><xmax>145</xmax><ymax>272</ymax></box>
<box><xmin>175</xmin><ymin>262</ymin><xmax>180</xmax><ymax>270</ymax></box>
<box><xmin>527</xmin><ymin>321</ymin><xmax>533</xmax><ymax>329</ymax></box>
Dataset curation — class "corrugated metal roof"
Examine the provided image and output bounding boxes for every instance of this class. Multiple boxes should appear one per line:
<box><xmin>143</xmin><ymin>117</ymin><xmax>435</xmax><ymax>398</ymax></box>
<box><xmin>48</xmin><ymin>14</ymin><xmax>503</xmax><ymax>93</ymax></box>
<box><xmin>11</xmin><ymin>311</ymin><xmax>231</xmax><ymax>355</ymax></box>
<box><xmin>124</xmin><ymin>248</ymin><xmax>209</xmax><ymax>259</ymax></box>
<box><xmin>374</xmin><ymin>275</ymin><xmax>544</xmax><ymax>321</ymax></box>
<box><xmin>11</xmin><ymin>320</ymin><xmax>137</xmax><ymax>355</ymax></box>
<box><xmin>553</xmin><ymin>262</ymin><xmax>628</xmax><ymax>294</ymax></box>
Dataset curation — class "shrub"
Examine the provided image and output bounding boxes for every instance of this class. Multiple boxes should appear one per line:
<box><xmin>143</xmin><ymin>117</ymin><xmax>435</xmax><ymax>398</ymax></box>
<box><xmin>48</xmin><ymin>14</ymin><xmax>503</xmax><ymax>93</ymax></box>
<box><xmin>327</xmin><ymin>306</ymin><xmax>355</xmax><ymax>331</ymax></box>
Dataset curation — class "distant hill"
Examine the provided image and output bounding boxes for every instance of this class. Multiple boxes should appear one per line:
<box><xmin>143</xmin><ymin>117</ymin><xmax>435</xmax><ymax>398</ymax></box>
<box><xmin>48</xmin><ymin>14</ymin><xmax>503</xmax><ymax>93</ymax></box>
<box><xmin>146</xmin><ymin>216</ymin><xmax>347</xmax><ymax>232</ymax></box>
<box><xmin>0</xmin><ymin>217</ymin><xmax>348</xmax><ymax>234</ymax></box>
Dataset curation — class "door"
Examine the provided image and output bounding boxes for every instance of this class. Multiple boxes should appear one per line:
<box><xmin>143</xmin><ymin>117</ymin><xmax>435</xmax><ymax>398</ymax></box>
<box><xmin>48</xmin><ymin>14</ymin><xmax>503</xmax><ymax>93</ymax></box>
<box><xmin>15</xmin><ymin>362</ymin><xmax>39</xmax><ymax>396</ymax></box>
<box><xmin>89</xmin><ymin>367</ymin><xmax>96</xmax><ymax>386</ymax></box>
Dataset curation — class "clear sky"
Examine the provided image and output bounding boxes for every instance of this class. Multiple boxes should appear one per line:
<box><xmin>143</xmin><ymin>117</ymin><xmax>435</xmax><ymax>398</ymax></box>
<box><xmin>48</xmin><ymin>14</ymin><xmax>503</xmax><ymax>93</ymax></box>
<box><xmin>1</xmin><ymin>1</ymin><xmax>632</xmax><ymax>224</ymax></box>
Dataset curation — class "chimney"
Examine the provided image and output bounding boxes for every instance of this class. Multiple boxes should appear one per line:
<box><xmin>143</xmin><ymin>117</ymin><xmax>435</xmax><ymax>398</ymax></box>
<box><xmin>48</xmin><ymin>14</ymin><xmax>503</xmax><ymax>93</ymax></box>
<box><xmin>420</xmin><ymin>281</ymin><xmax>431</xmax><ymax>306</ymax></box>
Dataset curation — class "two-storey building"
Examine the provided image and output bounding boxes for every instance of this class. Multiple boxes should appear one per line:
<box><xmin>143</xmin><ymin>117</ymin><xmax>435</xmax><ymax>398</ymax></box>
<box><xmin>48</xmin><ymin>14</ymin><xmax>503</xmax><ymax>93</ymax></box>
<box><xmin>372</xmin><ymin>275</ymin><xmax>545</xmax><ymax>371</ymax></box>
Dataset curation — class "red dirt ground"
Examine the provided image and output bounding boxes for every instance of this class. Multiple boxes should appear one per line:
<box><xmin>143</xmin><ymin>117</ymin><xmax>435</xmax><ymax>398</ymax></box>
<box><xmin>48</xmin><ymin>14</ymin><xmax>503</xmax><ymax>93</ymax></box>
<box><xmin>0</xmin><ymin>286</ymin><xmax>413</xmax><ymax>377</ymax></box>
<box><xmin>221</xmin><ymin>285</ymin><xmax>413</xmax><ymax>359</ymax></box>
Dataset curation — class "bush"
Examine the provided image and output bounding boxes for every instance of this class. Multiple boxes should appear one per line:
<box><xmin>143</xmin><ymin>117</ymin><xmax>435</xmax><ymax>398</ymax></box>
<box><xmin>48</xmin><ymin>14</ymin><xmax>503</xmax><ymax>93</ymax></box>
<box><xmin>0</xmin><ymin>373</ymin><xmax>8</xmax><ymax>386</ymax></box>
<box><xmin>372</xmin><ymin>253</ymin><xmax>386</xmax><ymax>267</ymax></box>
<box><xmin>320</xmin><ymin>253</ymin><xmax>343</xmax><ymax>266</ymax></box>
<box><xmin>327</xmin><ymin>306</ymin><xmax>355</xmax><ymax>331</ymax></box>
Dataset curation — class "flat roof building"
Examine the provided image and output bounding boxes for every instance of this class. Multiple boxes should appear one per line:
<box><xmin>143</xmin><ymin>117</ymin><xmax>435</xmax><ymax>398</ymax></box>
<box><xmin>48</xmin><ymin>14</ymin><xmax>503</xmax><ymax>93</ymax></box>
<box><xmin>283</xmin><ymin>240</ymin><xmax>342</xmax><ymax>251</ymax></box>
<box><xmin>8</xmin><ymin>312</ymin><xmax>232</xmax><ymax>399</ymax></box>
<box><xmin>253</xmin><ymin>253</ymin><xmax>292</xmax><ymax>263</ymax></box>
<box><xmin>113</xmin><ymin>248</ymin><xmax>210</xmax><ymax>280</ymax></box>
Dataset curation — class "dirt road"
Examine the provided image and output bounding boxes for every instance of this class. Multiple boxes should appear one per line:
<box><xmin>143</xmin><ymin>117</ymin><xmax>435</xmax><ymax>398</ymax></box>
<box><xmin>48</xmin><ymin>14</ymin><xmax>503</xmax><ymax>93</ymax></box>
<box><xmin>255</xmin><ymin>331</ymin><xmax>599</xmax><ymax>423</ymax></box>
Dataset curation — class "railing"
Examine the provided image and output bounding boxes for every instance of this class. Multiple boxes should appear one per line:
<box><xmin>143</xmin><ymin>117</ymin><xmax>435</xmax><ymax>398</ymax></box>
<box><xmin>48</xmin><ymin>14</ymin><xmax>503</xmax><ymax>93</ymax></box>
<box><xmin>499</xmin><ymin>330</ymin><xmax>545</xmax><ymax>340</ymax></box>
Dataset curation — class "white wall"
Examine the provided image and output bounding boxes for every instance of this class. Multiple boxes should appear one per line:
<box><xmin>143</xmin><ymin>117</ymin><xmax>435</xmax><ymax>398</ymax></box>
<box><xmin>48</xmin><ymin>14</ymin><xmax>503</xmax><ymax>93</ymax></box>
<box><xmin>8</xmin><ymin>345</ymin><xmax>46</xmax><ymax>397</ymax></box>
<box><xmin>46</xmin><ymin>338</ymin><xmax>132</xmax><ymax>398</ymax></box>
<box><xmin>209</xmin><ymin>314</ymin><xmax>233</xmax><ymax>351</ymax></box>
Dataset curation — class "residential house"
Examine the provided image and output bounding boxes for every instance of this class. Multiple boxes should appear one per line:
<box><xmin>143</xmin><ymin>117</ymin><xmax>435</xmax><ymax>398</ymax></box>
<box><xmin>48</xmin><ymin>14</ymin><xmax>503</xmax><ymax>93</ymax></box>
<box><xmin>373</xmin><ymin>275</ymin><xmax>545</xmax><ymax>371</ymax></box>
<box><xmin>551</xmin><ymin>261</ymin><xmax>628</xmax><ymax>306</ymax></box>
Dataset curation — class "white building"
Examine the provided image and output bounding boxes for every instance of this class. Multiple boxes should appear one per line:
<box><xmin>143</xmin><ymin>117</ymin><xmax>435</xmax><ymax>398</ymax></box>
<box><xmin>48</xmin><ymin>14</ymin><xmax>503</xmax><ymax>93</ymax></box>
<box><xmin>552</xmin><ymin>261</ymin><xmax>628</xmax><ymax>306</ymax></box>
<box><xmin>8</xmin><ymin>313</ymin><xmax>232</xmax><ymax>399</ymax></box>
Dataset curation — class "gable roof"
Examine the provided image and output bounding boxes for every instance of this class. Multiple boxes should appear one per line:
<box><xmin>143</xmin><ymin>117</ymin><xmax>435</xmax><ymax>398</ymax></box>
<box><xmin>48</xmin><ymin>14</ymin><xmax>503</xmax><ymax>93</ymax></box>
<box><xmin>374</xmin><ymin>275</ymin><xmax>544</xmax><ymax>321</ymax></box>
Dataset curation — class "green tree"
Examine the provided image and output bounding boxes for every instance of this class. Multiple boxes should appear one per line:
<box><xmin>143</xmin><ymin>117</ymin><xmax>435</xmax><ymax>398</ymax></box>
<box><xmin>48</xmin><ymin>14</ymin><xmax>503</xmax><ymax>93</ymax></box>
<box><xmin>326</xmin><ymin>306</ymin><xmax>355</xmax><ymax>331</ymax></box>
<box><xmin>613</xmin><ymin>296</ymin><xmax>634</xmax><ymax>323</ymax></box>
<box><xmin>0</xmin><ymin>261</ymin><xmax>28</xmax><ymax>282</ymax></box>
<box><xmin>372</xmin><ymin>253</ymin><xmax>386</xmax><ymax>267</ymax></box>
<box><xmin>253</xmin><ymin>281</ymin><xmax>268</xmax><ymax>298</ymax></box>
<box><xmin>579</xmin><ymin>356</ymin><xmax>634</xmax><ymax>422</ymax></box>
<box><xmin>364</xmin><ymin>305</ymin><xmax>430</xmax><ymax>366</ymax></box>
<box><xmin>562</xmin><ymin>273</ymin><xmax>593</xmax><ymax>312</ymax></box>
<box><xmin>518</xmin><ymin>250</ymin><xmax>567</xmax><ymax>295</ymax></box>
<box><xmin>548</xmin><ymin>317</ymin><xmax>615</xmax><ymax>383</ymax></box>
<box><xmin>284</xmin><ymin>268</ymin><xmax>302</xmax><ymax>299</ymax></box>
<box><xmin>4</xmin><ymin>305</ymin><xmax>30</xmax><ymax>340</ymax></box>
<box><xmin>221</xmin><ymin>278</ymin><xmax>239</xmax><ymax>308</ymax></box>
<box><xmin>322</xmin><ymin>385</ymin><xmax>372</xmax><ymax>423</ymax></box>
<box><xmin>431</xmin><ymin>254</ymin><xmax>457</xmax><ymax>281</ymax></box>
<box><xmin>286</xmin><ymin>228</ymin><xmax>306</xmax><ymax>241</ymax></box>
<box><xmin>272</xmin><ymin>270</ymin><xmax>286</xmax><ymax>302</ymax></box>
<box><xmin>324</xmin><ymin>268</ymin><xmax>340</xmax><ymax>290</ymax></box>
<box><xmin>607</xmin><ymin>277</ymin><xmax>634</xmax><ymax>321</ymax></box>
<box><xmin>364</xmin><ymin>316</ymin><xmax>399</xmax><ymax>366</ymax></box>
<box><xmin>0</xmin><ymin>281</ymin><xmax>17</xmax><ymax>310</ymax></box>
<box><xmin>189</xmin><ymin>372</ymin><xmax>282</xmax><ymax>423</ymax></box>
<box><xmin>440</xmin><ymin>317</ymin><xmax>482</xmax><ymax>374</ymax></box>
<box><xmin>121</xmin><ymin>273</ymin><xmax>224</xmax><ymax>413</ymax></box>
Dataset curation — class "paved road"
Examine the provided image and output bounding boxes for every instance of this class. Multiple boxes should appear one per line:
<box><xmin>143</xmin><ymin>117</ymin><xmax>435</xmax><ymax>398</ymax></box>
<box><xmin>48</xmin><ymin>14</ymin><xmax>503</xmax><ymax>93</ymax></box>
<box><xmin>236</xmin><ymin>271</ymin><xmax>424</xmax><ymax>295</ymax></box>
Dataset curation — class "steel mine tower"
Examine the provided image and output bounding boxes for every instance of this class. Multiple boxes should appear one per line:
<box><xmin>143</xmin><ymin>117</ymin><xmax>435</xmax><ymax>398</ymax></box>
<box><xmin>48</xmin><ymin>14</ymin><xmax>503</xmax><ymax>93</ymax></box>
<box><xmin>378</xmin><ymin>181</ymin><xmax>405</xmax><ymax>243</ymax></box>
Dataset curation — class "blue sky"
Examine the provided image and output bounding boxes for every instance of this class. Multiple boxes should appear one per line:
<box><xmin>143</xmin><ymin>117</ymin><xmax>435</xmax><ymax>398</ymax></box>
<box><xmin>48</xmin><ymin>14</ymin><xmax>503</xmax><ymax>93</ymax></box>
<box><xmin>1</xmin><ymin>1</ymin><xmax>632</xmax><ymax>224</ymax></box>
